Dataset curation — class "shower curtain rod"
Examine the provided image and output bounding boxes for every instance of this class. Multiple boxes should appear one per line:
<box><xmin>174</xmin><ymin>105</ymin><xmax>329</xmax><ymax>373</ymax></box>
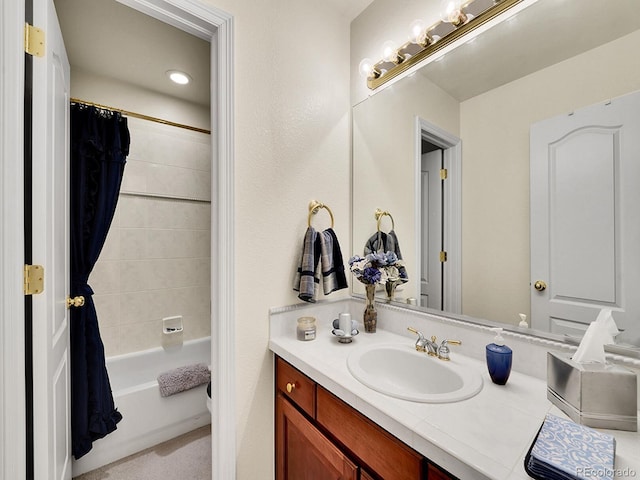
<box><xmin>70</xmin><ymin>98</ymin><xmax>211</xmax><ymax>135</ymax></box>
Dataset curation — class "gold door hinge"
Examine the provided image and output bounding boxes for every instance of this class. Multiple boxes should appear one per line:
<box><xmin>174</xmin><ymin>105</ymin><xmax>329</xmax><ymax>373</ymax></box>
<box><xmin>24</xmin><ymin>265</ymin><xmax>44</xmax><ymax>295</ymax></box>
<box><xmin>440</xmin><ymin>168</ymin><xmax>448</xmax><ymax>180</ymax></box>
<box><xmin>24</xmin><ymin>23</ymin><xmax>45</xmax><ymax>57</ymax></box>
<box><xmin>439</xmin><ymin>251</ymin><xmax>448</xmax><ymax>263</ymax></box>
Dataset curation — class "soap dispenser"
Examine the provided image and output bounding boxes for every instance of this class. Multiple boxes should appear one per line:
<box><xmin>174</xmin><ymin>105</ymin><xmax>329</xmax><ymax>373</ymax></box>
<box><xmin>486</xmin><ymin>328</ymin><xmax>512</xmax><ymax>385</ymax></box>
<box><xmin>518</xmin><ymin>313</ymin><xmax>528</xmax><ymax>328</ymax></box>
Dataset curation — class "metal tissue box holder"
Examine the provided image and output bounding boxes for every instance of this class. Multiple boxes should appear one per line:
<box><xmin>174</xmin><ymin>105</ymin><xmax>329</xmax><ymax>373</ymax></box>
<box><xmin>547</xmin><ymin>352</ymin><xmax>638</xmax><ymax>431</ymax></box>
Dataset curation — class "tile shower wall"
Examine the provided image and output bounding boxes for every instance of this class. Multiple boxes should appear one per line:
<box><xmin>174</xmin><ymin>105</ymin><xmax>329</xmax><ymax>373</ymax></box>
<box><xmin>90</xmin><ymin>117</ymin><xmax>211</xmax><ymax>357</ymax></box>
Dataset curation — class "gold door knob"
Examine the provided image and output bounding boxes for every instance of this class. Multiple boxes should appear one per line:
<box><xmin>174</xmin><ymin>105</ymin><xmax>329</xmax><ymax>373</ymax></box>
<box><xmin>286</xmin><ymin>382</ymin><xmax>296</xmax><ymax>393</ymax></box>
<box><xmin>66</xmin><ymin>296</ymin><xmax>85</xmax><ymax>308</ymax></box>
<box><xmin>534</xmin><ymin>281</ymin><xmax>547</xmax><ymax>292</ymax></box>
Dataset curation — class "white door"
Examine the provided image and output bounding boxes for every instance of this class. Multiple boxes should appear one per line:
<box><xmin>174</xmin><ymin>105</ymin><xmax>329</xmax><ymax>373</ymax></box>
<box><xmin>31</xmin><ymin>0</ymin><xmax>72</xmax><ymax>478</ymax></box>
<box><xmin>530</xmin><ymin>91</ymin><xmax>640</xmax><ymax>343</ymax></box>
<box><xmin>421</xmin><ymin>149</ymin><xmax>443</xmax><ymax>308</ymax></box>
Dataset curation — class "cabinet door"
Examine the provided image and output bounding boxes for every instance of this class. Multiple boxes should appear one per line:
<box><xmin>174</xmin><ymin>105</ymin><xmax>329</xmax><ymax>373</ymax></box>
<box><xmin>316</xmin><ymin>387</ymin><xmax>424</xmax><ymax>479</ymax></box>
<box><xmin>276</xmin><ymin>394</ymin><xmax>358</xmax><ymax>480</ymax></box>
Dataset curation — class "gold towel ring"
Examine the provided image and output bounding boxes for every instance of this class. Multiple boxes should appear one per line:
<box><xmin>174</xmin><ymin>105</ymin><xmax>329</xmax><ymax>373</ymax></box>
<box><xmin>375</xmin><ymin>208</ymin><xmax>395</xmax><ymax>232</ymax></box>
<box><xmin>308</xmin><ymin>200</ymin><xmax>335</xmax><ymax>228</ymax></box>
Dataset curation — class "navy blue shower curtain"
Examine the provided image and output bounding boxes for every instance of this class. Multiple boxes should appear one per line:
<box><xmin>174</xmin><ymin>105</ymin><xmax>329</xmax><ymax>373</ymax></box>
<box><xmin>70</xmin><ymin>103</ymin><xmax>129</xmax><ymax>459</ymax></box>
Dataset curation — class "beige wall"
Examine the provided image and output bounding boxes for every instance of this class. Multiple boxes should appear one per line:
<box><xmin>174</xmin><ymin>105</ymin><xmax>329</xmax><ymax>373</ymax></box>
<box><xmin>203</xmin><ymin>0</ymin><xmax>353</xmax><ymax>477</ymax></box>
<box><xmin>460</xmin><ymin>30</ymin><xmax>640</xmax><ymax>325</ymax></box>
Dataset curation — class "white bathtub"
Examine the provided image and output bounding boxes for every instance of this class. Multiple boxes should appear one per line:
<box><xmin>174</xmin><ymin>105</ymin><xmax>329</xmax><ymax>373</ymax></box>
<box><xmin>72</xmin><ymin>337</ymin><xmax>212</xmax><ymax>476</ymax></box>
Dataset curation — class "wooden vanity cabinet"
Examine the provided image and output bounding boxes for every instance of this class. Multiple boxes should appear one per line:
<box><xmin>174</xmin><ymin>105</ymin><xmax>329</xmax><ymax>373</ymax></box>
<box><xmin>275</xmin><ymin>356</ymin><xmax>458</xmax><ymax>480</ymax></box>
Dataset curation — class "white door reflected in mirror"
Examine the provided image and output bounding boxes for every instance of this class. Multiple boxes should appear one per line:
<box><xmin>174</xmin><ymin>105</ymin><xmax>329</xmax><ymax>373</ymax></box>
<box><xmin>530</xmin><ymin>91</ymin><xmax>640</xmax><ymax>345</ymax></box>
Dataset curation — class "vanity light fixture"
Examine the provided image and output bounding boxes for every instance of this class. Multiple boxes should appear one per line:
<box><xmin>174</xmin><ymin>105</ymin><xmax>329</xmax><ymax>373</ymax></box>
<box><xmin>166</xmin><ymin>69</ymin><xmax>191</xmax><ymax>85</ymax></box>
<box><xmin>361</xmin><ymin>0</ymin><xmax>523</xmax><ymax>90</ymax></box>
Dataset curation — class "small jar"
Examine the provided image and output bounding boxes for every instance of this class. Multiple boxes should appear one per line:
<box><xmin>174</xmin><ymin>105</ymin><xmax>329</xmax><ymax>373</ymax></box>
<box><xmin>296</xmin><ymin>317</ymin><xmax>316</xmax><ymax>341</ymax></box>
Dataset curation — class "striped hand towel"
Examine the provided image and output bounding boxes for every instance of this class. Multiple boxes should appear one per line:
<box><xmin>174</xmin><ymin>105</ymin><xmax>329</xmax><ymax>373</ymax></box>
<box><xmin>293</xmin><ymin>227</ymin><xmax>321</xmax><ymax>302</ymax></box>
<box><xmin>319</xmin><ymin>228</ymin><xmax>348</xmax><ymax>295</ymax></box>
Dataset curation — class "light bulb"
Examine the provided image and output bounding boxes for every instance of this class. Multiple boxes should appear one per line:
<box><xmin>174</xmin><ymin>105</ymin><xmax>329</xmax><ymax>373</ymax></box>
<box><xmin>409</xmin><ymin>19</ymin><xmax>435</xmax><ymax>47</ymax></box>
<box><xmin>382</xmin><ymin>41</ymin><xmax>398</xmax><ymax>62</ymax></box>
<box><xmin>440</xmin><ymin>0</ymin><xmax>460</xmax><ymax>21</ymax></box>
<box><xmin>381</xmin><ymin>40</ymin><xmax>405</xmax><ymax>64</ymax></box>
<box><xmin>439</xmin><ymin>0</ymin><xmax>467</xmax><ymax>26</ymax></box>
<box><xmin>408</xmin><ymin>19</ymin><xmax>426</xmax><ymax>44</ymax></box>
<box><xmin>358</xmin><ymin>58</ymin><xmax>381</xmax><ymax>79</ymax></box>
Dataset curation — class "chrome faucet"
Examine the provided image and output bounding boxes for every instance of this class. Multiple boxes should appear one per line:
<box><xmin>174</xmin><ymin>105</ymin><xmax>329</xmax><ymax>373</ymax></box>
<box><xmin>408</xmin><ymin>327</ymin><xmax>461</xmax><ymax>360</ymax></box>
<box><xmin>407</xmin><ymin>327</ymin><xmax>438</xmax><ymax>356</ymax></box>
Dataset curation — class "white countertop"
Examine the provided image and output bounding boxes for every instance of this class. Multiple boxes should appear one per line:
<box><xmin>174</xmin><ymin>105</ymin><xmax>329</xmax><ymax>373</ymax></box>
<box><xmin>269</xmin><ymin>311</ymin><xmax>640</xmax><ymax>480</ymax></box>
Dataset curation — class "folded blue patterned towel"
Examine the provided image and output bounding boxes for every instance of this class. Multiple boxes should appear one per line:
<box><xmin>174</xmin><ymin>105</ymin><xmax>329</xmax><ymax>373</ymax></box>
<box><xmin>525</xmin><ymin>413</ymin><xmax>616</xmax><ymax>480</ymax></box>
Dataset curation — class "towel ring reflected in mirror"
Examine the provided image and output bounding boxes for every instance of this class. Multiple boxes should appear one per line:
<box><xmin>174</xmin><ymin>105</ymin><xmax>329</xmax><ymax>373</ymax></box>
<box><xmin>375</xmin><ymin>208</ymin><xmax>395</xmax><ymax>232</ymax></box>
<box><xmin>308</xmin><ymin>200</ymin><xmax>335</xmax><ymax>228</ymax></box>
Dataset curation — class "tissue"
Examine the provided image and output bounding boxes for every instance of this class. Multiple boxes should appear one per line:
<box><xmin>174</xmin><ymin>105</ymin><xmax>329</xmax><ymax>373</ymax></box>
<box><xmin>572</xmin><ymin>308</ymin><xmax>619</xmax><ymax>363</ymax></box>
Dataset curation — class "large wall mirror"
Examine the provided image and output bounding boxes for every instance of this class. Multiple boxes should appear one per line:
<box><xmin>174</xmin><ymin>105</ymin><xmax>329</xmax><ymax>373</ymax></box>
<box><xmin>352</xmin><ymin>0</ymin><xmax>640</xmax><ymax>349</ymax></box>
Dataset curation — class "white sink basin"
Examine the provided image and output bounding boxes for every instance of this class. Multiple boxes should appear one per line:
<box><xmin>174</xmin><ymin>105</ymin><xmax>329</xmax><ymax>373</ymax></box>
<box><xmin>347</xmin><ymin>343</ymin><xmax>483</xmax><ymax>403</ymax></box>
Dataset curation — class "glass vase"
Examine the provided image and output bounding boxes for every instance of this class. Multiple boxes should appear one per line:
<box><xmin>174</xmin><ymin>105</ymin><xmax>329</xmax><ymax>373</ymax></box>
<box><xmin>385</xmin><ymin>280</ymin><xmax>400</xmax><ymax>302</ymax></box>
<box><xmin>363</xmin><ymin>284</ymin><xmax>377</xmax><ymax>333</ymax></box>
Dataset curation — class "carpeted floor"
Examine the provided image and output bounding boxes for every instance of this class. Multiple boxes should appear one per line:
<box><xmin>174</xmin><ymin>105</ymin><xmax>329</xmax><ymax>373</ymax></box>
<box><xmin>73</xmin><ymin>425</ymin><xmax>211</xmax><ymax>480</ymax></box>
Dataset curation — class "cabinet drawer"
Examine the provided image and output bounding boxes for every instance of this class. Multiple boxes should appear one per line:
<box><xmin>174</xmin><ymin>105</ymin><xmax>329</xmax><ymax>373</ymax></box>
<box><xmin>275</xmin><ymin>357</ymin><xmax>316</xmax><ymax>417</ymax></box>
<box><xmin>316</xmin><ymin>386</ymin><xmax>424</xmax><ymax>480</ymax></box>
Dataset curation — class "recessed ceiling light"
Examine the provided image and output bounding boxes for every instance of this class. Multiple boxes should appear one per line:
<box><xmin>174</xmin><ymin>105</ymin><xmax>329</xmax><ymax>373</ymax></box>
<box><xmin>166</xmin><ymin>70</ymin><xmax>191</xmax><ymax>85</ymax></box>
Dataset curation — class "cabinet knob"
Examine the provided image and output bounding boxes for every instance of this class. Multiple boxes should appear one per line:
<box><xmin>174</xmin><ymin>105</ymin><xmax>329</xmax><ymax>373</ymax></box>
<box><xmin>286</xmin><ymin>382</ymin><xmax>296</xmax><ymax>393</ymax></box>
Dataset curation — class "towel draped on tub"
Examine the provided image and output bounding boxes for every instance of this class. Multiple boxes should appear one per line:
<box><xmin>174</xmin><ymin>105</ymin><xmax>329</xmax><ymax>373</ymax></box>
<box><xmin>157</xmin><ymin>363</ymin><xmax>211</xmax><ymax>397</ymax></box>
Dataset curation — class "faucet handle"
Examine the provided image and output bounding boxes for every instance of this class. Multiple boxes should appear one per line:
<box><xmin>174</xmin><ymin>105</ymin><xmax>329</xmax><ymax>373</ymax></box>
<box><xmin>407</xmin><ymin>327</ymin><xmax>420</xmax><ymax>335</ymax></box>
<box><xmin>407</xmin><ymin>327</ymin><xmax>427</xmax><ymax>352</ymax></box>
<box><xmin>437</xmin><ymin>339</ymin><xmax>461</xmax><ymax>361</ymax></box>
